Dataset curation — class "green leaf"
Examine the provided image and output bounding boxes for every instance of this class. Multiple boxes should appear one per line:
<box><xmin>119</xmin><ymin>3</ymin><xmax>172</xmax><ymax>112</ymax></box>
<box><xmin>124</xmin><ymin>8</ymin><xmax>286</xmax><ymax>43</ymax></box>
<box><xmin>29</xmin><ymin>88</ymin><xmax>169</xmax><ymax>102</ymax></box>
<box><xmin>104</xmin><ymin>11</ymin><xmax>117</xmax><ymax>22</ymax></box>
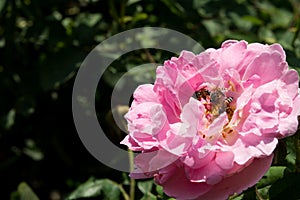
<box><xmin>23</xmin><ymin>139</ymin><xmax>44</xmax><ymax>161</ymax></box>
<box><xmin>285</xmin><ymin>135</ymin><xmax>297</xmax><ymax>171</ymax></box>
<box><xmin>229</xmin><ymin>13</ymin><xmax>253</xmax><ymax>31</ymax></box>
<box><xmin>138</xmin><ymin>180</ymin><xmax>154</xmax><ymax>194</ymax></box>
<box><xmin>39</xmin><ymin>47</ymin><xmax>85</xmax><ymax>91</ymax></box>
<box><xmin>256</xmin><ymin>185</ymin><xmax>271</xmax><ymax>200</ymax></box>
<box><xmin>137</xmin><ymin>180</ymin><xmax>157</xmax><ymax>200</ymax></box>
<box><xmin>228</xmin><ymin>193</ymin><xmax>244</xmax><ymax>200</ymax></box>
<box><xmin>132</xmin><ymin>13</ymin><xmax>148</xmax><ymax>23</ymax></box>
<box><xmin>74</xmin><ymin>13</ymin><xmax>102</xmax><ymax>28</ymax></box>
<box><xmin>140</xmin><ymin>193</ymin><xmax>157</xmax><ymax>200</ymax></box>
<box><xmin>122</xmin><ymin>172</ymin><xmax>130</xmax><ymax>185</ymax></box>
<box><xmin>66</xmin><ymin>178</ymin><xmax>121</xmax><ymax>200</ymax></box>
<box><xmin>242</xmin><ymin>15</ymin><xmax>263</xmax><ymax>26</ymax></box>
<box><xmin>160</xmin><ymin>0</ymin><xmax>185</xmax><ymax>16</ymax></box>
<box><xmin>202</xmin><ymin>20</ymin><xmax>225</xmax><ymax>37</ymax></box>
<box><xmin>5</xmin><ymin>108</ymin><xmax>16</xmax><ymax>130</ymax></box>
<box><xmin>12</xmin><ymin>182</ymin><xmax>40</xmax><ymax>200</ymax></box>
<box><xmin>156</xmin><ymin>184</ymin><xmax>164</xmax><ymax>196</ymax></box>
<box><xmin>138</xmin><ymin>180</ymin><xmax>157</xmax><ymax>200</ymax></box>
<box><xmin>0</xmin><ymin>0</ymin><xmax>6</xmax><ymax>13</ymax></box>
<box><xmin>258</xmin><ymin>27</ymin><xmax>276</xmax><ymax>43</ymax></box>
<box><xmin>270</xmin><ymin>8</ymin><xmax>293</xmax><ymax>29</ymax></box>
<box><xmin>257</xmin><ymin>166</ymin><xmax>286</xmax><ymax>188</ymax></box>
<box><xmin>127</xmin><ymin>0</ymin><xmax>142</xmax><ymax>5</ymax></box>
<box><xmin>277</xmin><ymin>31</ymin><xmax>295</xmax><ymax>50</ymax></box>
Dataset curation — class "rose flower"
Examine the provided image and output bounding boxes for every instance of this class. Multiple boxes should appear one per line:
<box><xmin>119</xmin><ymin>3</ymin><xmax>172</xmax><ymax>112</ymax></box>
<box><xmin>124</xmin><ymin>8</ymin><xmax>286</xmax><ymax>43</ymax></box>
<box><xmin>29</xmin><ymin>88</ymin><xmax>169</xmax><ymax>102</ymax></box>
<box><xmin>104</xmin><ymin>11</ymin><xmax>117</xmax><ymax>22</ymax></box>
<box><xmin>121</xmin><ymin>40</ymin><xmax>300</xmax><ymax>200</ymax></box>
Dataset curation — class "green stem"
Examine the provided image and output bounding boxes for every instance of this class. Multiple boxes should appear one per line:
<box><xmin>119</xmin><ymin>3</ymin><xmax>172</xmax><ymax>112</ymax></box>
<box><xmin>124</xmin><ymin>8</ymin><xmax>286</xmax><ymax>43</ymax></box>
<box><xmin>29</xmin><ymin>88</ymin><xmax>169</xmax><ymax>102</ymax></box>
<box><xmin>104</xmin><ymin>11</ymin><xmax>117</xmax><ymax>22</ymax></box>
<box><xmin>255</xmin><ymin>187</ymin><xmax>264</xmax><ymax>200</ymax></box>
<box><xmin>295</xmin><ymin>116</ymin><xmax>300</xmax><ymax>173</ymax></box>
<box><xmin>128</xmin><ymin>150</ymin><xmax>135</xmax><ymax>200</ymax></box>
<box><xmin>118</xmin><ymin>184</ymin><xmax>130</xmax><ymax>200</ymax></box>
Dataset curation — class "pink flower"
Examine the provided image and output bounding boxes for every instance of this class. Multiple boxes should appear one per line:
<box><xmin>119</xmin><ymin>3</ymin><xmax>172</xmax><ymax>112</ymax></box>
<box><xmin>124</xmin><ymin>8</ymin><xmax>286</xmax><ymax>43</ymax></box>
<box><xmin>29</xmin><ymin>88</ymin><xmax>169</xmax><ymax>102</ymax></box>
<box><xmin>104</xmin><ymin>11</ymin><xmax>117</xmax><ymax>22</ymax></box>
<box><xmin>121</xmin><ymin>40</ymin><xmax>300</xmax><ymax>200</ymax></box>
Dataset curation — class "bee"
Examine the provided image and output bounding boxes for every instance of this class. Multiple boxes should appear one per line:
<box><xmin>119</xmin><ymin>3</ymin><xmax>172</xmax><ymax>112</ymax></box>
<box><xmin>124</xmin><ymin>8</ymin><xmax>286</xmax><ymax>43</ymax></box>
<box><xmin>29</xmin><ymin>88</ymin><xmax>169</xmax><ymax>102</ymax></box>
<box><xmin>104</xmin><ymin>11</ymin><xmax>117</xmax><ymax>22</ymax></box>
<box><xmin>225</xmin><ymin>96</ymin><xmax>234</xmax><ymax>120</ymax></box>
<box><xmin>195</xmin><ymin>88</ymin><xmax>210</xmax><ymax>101</ymax></box>
<box><xmin>224</xmin><ymin>96</ymin><xmax>233</xmax><ymax>104</ymax></box>
<box><xmin>209</xmin><ymin>88</ymin><xmax>227</xmax><ymax>118</ymax></box>
<box><xmin>195</xmin><ymin>87</ymin><xmax>234</xmax><ymax>121</ymax></box>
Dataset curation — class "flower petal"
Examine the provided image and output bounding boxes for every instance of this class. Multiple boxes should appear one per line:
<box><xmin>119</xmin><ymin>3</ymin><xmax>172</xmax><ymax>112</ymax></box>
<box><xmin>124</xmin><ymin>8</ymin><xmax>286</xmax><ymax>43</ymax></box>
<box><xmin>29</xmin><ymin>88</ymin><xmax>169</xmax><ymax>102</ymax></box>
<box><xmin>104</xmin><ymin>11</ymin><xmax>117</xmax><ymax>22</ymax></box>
<box><xmin>197</xmin><ymin>155</ymin><xmax>273</xmax><ymax>200</ymax></box>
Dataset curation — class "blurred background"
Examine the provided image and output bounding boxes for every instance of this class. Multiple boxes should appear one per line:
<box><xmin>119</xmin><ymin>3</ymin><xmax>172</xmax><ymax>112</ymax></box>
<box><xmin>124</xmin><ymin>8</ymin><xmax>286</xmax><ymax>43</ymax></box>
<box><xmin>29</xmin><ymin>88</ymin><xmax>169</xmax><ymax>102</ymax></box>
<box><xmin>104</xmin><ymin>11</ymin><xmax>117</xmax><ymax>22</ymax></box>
<box><xmin>0</xmin><ymin>0</ymin><xmax>300</xmax><ymax>199</ymax></box>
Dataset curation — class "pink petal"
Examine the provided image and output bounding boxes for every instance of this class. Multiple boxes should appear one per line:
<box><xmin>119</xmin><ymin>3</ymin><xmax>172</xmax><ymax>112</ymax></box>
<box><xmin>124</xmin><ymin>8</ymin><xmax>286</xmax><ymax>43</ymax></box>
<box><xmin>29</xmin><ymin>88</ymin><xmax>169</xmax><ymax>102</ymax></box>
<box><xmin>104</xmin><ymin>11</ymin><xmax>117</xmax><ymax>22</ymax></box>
<box><xmin>131</xmin><ymin>84</ymin><xmax>159</xmax><ymax>107</ymax></box>
<box><xmin>133</xmin><ymin>149</ymin><xmax>179</xmax><ymax>174</ymax></box>
<box><xmin>187</xmin><ymin>160</ymin><xmax>224</xmax><ymax>185</ymax></box>
<box><xmin>242</xmin><ymin>52</ymin><xmax>287</xmax><ymax>87</ymax></box>
<box><xmin>120</xmin><ymin>135</ymin><xmax>143</xmax><ymax>151</ymax></box>
<box><xmin>197</xmin><ymin>155</ymin><xmax>273</xmax><ymax>200</ymax></box>
<box><xmin>278</xmin><ymin>95</ymin><xmax>300</xmax><ymax>137</ymax></box>
<box><xmin>281</xmin><ymin>69</ymin><xmax>300</xmax><ymax>99</ymax></box>
<box><xmin>215</xmin><ymin>151</ymin><xmax>234</xmax><ymax>170</ymax></box>
<box><xmin>155</xmin><ymin>164</ymin><xmax>212</xmax><ymax>200</ymax></box>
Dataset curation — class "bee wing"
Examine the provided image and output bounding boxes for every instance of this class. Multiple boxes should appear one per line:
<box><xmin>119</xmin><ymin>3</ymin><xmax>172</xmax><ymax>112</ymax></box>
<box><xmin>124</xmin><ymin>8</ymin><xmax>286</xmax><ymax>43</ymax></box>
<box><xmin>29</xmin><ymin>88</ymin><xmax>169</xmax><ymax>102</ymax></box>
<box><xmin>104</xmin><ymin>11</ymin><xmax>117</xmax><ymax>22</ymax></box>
<box><xmin>210</xmin><ymin>89</ymin><xmax>226</xmax><ymax>117</ymax></box>
<box><xmin>210</xmin><ymin>89</ymin><xmax>225</xmax><ymax>104</ymax></box>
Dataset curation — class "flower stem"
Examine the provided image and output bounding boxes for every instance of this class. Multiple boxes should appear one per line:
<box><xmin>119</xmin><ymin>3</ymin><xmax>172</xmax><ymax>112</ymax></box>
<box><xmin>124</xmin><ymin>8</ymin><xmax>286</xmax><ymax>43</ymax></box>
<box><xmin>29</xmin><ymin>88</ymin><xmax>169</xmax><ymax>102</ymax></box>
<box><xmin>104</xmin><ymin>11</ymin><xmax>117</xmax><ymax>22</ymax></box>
<box><xmin>118</xmin><ymin>184</ymin><xmax>130</xmax><ymax>200</ymax></box>
<box><xmin>128</xmin><ymin>150</ymin><xmax>135</xmax><ymax>200</ymax></box>
<box><xmin>295</xmin><ymin>116</ymin><xmax>300</xmax><ymax>172</ymax></box>
<box><xmin>255</xmin><ymin>187</ymin><xmax>265</xmax><ymax>200</ymax></box>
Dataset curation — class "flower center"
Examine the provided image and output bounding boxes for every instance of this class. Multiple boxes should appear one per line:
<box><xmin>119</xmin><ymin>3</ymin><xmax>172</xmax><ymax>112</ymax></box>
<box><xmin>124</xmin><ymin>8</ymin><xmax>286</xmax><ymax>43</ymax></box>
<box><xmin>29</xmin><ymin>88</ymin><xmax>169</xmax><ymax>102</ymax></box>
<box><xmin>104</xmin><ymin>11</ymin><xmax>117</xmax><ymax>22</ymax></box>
<box><xmin>195</xmin><ymin>86</ymin><xmax>237</xmax><ymax>143</ymax></box>
<box><xmin>195</xmin><ymin>87</ymin><xmax>234</xmax><ymax>122</ymax></box>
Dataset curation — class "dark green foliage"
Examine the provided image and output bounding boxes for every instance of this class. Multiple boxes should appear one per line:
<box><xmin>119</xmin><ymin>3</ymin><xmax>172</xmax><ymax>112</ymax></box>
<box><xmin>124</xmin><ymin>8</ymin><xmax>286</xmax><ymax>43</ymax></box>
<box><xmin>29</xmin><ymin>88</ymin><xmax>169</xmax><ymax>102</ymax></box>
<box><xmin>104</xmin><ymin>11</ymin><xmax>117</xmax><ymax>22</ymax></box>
<box><xmin>0</xmin><ymin>0</ymin><xmax>299</xmax><ymax>199</ymax></box>
<box><xmin>11</xmin><ymin>182</ymin><xmax>39</xmax><ymax>200</ymax></box>
<box><xmin>66</xmin><ymin>178</ymin><xmax>121</xmax><ymax>200</ymax></box>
